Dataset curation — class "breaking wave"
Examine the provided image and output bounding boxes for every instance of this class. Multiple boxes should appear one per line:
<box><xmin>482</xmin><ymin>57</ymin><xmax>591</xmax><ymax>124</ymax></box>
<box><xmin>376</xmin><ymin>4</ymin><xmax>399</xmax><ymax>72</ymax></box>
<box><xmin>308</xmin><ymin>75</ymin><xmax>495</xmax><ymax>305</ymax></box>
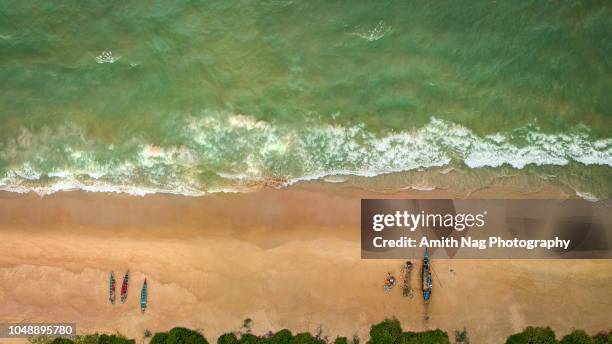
<box><xmin>95</xmin><ymin>51</ymin><xmax>120</xmax><ymax>64</ymax></box>
<box><xmin>352</xmin><ymin>20</ymin><xmax>391</xmax><ymax>42</ymax></box>
<box><xmin>0</xmin><ymin>115</ymin><xmax>610</xmax><ymax>196</ymax></box>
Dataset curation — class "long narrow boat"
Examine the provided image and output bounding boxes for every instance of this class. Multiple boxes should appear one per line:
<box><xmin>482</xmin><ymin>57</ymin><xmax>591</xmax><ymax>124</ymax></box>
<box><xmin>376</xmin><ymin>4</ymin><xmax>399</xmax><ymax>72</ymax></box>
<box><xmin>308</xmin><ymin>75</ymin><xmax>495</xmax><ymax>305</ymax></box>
<box><xmin>140</xmin><ymin>278</ymin><xmax>148</xmax><ymax>313</ymax></box>
<box><xmin>402</xmin><ymin>261</ymin><xmax>413</xmax><ymax>297</ymax></box>
<box><xmin>421</xmin><ymin>247</ymin><xmax>432</xmax><ymax>302</ymax></box>
<box><xmin>120</xmin><ymin>271</ymin><xmax>129</xmax><ymax>303</ymax></box>
<box><xmin>109</xmin><ymin>272</ymin><xmax>116</xmax><ymax>305</ymax></box>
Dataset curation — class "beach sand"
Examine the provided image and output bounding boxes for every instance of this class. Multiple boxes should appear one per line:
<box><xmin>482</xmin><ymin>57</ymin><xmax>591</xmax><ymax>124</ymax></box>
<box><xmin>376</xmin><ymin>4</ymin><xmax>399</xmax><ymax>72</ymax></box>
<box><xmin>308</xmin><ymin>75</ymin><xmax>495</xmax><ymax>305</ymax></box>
<box><xmin>0</xmin><ymin>182</ymin><xmax>611</xmax><ymax>343</ymax></box>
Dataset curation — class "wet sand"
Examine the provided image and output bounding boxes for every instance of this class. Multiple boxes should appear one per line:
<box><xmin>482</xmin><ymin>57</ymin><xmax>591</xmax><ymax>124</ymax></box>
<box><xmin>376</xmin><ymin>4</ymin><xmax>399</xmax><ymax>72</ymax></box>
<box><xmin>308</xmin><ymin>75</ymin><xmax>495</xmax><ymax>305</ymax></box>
<box><xmin>0</xmin><ymin>182</ymin><xmax>611</xmax><ymax>343</ymax></box>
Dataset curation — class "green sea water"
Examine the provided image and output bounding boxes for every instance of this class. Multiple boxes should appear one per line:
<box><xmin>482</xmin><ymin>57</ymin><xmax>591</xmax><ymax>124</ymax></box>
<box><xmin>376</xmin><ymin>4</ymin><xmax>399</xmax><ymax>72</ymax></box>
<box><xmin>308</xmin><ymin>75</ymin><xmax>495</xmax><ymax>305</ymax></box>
<box><xmin>0</xmin><ymin>1</ymin><xmax>611</xmax><ymax>197</ymax></box>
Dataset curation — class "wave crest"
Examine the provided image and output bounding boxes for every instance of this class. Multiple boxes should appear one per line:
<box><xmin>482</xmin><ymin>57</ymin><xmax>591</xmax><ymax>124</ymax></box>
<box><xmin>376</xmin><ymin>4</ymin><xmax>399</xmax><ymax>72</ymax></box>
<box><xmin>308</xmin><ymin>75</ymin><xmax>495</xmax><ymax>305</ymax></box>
<box><xmin>0</xmin><ymin>115</ymin><xmax>610</xmax><ymax>196</ymax></box>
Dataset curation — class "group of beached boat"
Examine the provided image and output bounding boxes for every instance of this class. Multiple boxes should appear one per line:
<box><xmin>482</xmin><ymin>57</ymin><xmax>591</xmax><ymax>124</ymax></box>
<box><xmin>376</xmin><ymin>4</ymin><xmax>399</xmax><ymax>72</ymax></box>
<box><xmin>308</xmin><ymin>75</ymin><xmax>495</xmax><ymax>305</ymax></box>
<box><xmin>383</xmin><ymin>248</ymin><xmax>433</xmax><ymax>303</ymax></box>
<box><xmin>109</xmin><ymin>271</ymin><xmax>148</xmax><ymax>313</ymax></box>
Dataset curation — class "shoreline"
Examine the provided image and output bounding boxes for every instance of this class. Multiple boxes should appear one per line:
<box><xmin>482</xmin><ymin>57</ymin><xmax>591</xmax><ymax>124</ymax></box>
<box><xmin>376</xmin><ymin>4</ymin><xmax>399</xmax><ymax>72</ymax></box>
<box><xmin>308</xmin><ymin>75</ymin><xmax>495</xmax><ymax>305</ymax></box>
<box><xmin>0</xmin><ymin>164</ymin><xmax>590</xmax><ymax>200</ymax></box>
<box><xmin>0</xmin><ymin>182</ymin><xmax>611</xmax><ymax>343</ymax></box>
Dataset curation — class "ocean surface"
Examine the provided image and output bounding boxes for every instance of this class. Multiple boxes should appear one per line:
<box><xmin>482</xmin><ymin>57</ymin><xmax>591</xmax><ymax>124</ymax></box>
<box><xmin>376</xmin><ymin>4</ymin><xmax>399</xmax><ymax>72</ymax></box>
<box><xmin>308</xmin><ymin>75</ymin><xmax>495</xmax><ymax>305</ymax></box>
<box><xmin>0</xmin><ymin>1</ymin><xmax>611</xmax><ymax>198</ymax></box>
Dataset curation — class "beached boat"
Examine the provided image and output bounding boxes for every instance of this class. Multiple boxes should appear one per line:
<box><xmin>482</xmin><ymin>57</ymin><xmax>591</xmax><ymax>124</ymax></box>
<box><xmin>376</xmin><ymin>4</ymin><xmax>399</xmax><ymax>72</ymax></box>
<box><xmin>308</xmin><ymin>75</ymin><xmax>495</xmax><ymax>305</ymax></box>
<box><xmin>109</xmin><ymin>272</ymin><xmax>116</xmax><ymax>305</ymax></box>
<box><xmin>140</xmin><ymin>278</ymin><xmax>148</xmax><ymax>313</ymax></box>
<box><xmin>402</xmin><ymin>261</ymin><xmax>413</xmax><ymax>298</ymax></box>
<box><xmin>120</xmin><ymin>271</ymin><xmax>129</xmax><ymax>303</ymax></box>
<box><xmin>421</xmin><ymin>248</ymin><xmax>432</xmax><ymax>302</ymax></box>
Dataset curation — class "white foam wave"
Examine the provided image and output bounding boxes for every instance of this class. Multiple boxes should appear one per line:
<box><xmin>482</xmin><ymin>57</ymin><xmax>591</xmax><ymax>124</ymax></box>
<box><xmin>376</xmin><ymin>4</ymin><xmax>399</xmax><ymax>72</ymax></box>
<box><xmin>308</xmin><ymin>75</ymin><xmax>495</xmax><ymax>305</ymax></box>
<box><xmin>401</xmin><ymin>185</ymin><xmax>436</xmax><ymax>191</ymax></box>
<box><xmin>0</xmin><ymin>177</ymin><xmax>208</xmax><ymax>197</ymax></box>
<box><xmin>0</xmin><ymin>116</ymin><xmax>610</xmax><ymax>196</ymax></box>
<box><xmin>575</xmin><ymin>191</ymin><xmax>599</xmax><ymax>202</ymax></box>
<box><xmin>95</xmin><ymin>51</ymin><xmax>120</xmax><ymax>64</ymax></box>
<box><xmin>352</xmin><ymin>20</ymin><xmax>391</xmax><ymax>42</ymax></box>
<box><xmin>322</xmin><ymin>176</ymin><xmax>348</xmax><ymax>183</ymax></box>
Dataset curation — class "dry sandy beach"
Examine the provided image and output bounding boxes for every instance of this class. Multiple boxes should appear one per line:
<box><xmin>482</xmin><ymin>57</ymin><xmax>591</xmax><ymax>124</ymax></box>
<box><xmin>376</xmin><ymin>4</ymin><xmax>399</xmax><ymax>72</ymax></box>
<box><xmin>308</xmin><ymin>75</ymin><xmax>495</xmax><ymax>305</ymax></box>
<box><xmin>0</xmin><ymin>182</ymin><xmax>611</xmax><ymax>343</ymax></box>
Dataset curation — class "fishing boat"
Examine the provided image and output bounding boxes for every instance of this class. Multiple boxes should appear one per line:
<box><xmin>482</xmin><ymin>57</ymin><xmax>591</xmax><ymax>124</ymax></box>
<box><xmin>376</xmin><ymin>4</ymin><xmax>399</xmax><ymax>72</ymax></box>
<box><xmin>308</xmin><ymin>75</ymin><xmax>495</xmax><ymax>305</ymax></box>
<box><xmin>140</xmin><ymin>278</ymin><xmax>148</xmax><ymax>313</ymax></box>
<box><xmin>120</xmin><ymin>271</ymin><xmax>129</xmax><ymax>303</ymax></box>
<box><xmin>109</xmin><ymin>272</ymin><xmax>116</xmax><ymax>305</ymax></box>
<box><xmin>421</xmin><ymin>248</ymin><xmax>432</xmax><ymax>302</ymax></box>
<box><xmin>401</xmin><ymin>260</ymin><xmax>413</xmax><ymax>298</ymax></box>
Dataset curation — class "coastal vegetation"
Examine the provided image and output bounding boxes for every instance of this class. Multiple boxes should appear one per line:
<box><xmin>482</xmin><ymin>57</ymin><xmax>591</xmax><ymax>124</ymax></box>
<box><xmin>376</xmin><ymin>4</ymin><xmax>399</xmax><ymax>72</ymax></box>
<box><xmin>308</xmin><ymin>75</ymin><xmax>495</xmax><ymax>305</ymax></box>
<box><xmin>505</xmin><ymin>327</ymin><xmax>612</xmax><ymax>344</ymax></box>
<box><xmin>29</xmin><ymin>319</ymin><xmax>610</xmax><ymax>344</ymax></box>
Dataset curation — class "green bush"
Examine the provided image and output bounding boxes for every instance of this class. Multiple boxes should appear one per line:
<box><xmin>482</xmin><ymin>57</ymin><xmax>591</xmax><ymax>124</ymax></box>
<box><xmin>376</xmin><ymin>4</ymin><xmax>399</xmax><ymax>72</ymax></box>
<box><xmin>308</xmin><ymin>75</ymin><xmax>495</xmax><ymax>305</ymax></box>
<box><xmin>367</xmin><ymin>319</ymin><xmax>402</xmax><ymax>344</ymax></box>
<box><xmin>366</xmin><ymin>319</ymin><xmax>449</xmax><ymax>344</ymax></box>
<box><xmin>166</xmin><ymin>328</ymin><xmax>209</xmax><ymax>344</ymax></box>
<box><xmin>560</xmin><ymin>330</ymin><xmax>593</xmax><ymax>344</ymax></box>
<box><xmin>334</xmin><ymin>337</ymin><xmax>349</xmax><ymax>344</ymax></box>
<box><xmin>269</xmin><ymin>330</ymin><xmax>293</xmax><ymax>344</ymax></box>
<box><xmin>97</xmin><ymin>334</ymin><xmax>134</xmax><ymax>344</ymax></box>
<box><xmin>149</xmin><ymin>328</ymin><xmax>208</xmax><ymax>344</ymax></box>
<box><xmin>218</xmin><ymin>333</ymin><xmax>239</xmax><ymax>344</ymax></box>
<box><xmin>592</xmin><ymin>331</ymin><xmax>611</xmax><ymax>344</ymax></box>
<box><xmin>74</xmin><ymin>334</ymin><xmax>99</xmax><ymax>344</ymax></box>
<box><xmin>395</xmin><ymin>330</ymin><xmax>450</xmax><ymax>344</ymax></box>
<box><xmin>50</xmin><ymin>339</ymin><xmax>75</xmax><ymax>344</ymax></box>
<box><xmin>290</xmin><ymin>332</ymin><xmax>325</xmax><ymax>344</ymax></box>
<box><xmin>239</xmin><ymin>333</ymin><xmax>262</xmax><ymax>344</ymax></box>
<box><xmin>505</xmin><ymin>327</ymin><xmax>557</xmax><ymax>344</ymax></box>
<box><xmin>150</xmin><ymin>333</ymin><xmax>169</xmax><ymax>344</ymax></box>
